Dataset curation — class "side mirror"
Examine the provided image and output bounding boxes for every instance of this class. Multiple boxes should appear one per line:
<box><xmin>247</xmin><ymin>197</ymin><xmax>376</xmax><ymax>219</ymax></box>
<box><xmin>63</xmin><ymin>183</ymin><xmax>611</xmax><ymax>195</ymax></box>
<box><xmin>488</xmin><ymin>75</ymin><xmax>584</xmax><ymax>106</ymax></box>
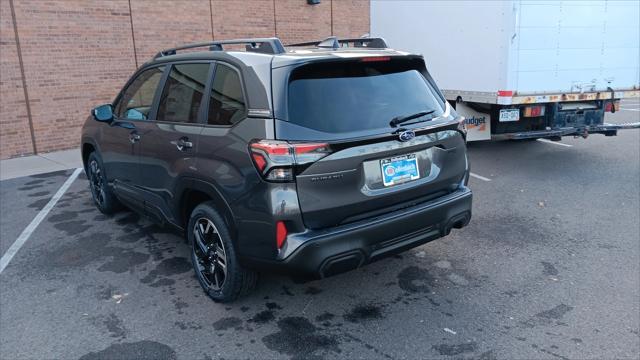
<box><xmin>92</xmin><ymin>104</ymin><xmax>113</xmax><ymax>122</ymax></box>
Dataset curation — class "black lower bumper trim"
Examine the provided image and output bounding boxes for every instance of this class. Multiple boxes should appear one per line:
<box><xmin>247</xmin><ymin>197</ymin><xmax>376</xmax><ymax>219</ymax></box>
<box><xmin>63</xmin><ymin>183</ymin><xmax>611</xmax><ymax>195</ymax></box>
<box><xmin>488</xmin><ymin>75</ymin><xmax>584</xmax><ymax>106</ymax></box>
<box><xmin>242</xmin><ymin>187</ymin><xmax>472</xmax><ymax>278</ymax></box>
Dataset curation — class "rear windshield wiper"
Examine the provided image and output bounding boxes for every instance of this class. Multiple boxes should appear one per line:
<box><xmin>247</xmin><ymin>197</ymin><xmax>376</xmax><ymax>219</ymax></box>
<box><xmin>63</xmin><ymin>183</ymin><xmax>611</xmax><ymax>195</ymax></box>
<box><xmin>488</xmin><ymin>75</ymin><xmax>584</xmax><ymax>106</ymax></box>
<box><xmin>389</xmin><ymin>110</ymin><xmax>436</xmax><ymax>128</ymax></box>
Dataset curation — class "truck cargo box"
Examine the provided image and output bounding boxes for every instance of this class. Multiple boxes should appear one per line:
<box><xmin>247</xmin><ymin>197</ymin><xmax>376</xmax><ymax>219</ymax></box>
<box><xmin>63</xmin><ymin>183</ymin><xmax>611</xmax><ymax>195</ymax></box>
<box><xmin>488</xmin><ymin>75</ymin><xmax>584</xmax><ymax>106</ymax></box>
<box><xmin>371</xmin><ymin>0</ymin><xmax>639</xmax><ymax>141</ymax></box>
<box><xmin>371</xmin><ymin>0</ymin><xmax>639</xmax><ymax>95</ymax></box>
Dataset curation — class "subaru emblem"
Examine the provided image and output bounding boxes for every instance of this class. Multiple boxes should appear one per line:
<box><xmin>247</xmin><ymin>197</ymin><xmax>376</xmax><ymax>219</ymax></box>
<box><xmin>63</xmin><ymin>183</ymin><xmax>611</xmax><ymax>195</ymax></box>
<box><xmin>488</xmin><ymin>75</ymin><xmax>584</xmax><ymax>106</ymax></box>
<box><xmin>398</xmin><ymin>130</ymin><xmax>415</xmax><ymax>142</ymax></box>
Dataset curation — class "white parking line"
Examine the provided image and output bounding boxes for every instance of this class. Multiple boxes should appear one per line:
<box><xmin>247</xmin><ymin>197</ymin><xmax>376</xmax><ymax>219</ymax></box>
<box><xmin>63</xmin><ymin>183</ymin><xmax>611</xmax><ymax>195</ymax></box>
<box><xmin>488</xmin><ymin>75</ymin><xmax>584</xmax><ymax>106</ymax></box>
<box><xmin>0</xmin><ymin>168</ymin><xmax>82</xmax><ymax>274</ymax></box>
<box><xmin>621</xmin><ymin>108</ymin><xmax>640</xmax><ymax>112</ymax></box>
<box><xmin>537</xmin><ymin>138</ymin><xmax>573</xmax><ymax>147</ymax></box>
<box><xmin>470</xmin><ymin>172</ymin><xmax>491</xmax><ymax>182</ymax></box>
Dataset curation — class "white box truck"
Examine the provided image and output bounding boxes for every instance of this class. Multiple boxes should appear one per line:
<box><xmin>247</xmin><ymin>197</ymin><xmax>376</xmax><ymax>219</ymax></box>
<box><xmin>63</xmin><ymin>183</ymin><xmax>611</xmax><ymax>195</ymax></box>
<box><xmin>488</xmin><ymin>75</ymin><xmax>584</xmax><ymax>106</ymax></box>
<box><xmin>371</xmin><ymin>0</ymin><xmax>640</xmax><ymax>141</ymax></box>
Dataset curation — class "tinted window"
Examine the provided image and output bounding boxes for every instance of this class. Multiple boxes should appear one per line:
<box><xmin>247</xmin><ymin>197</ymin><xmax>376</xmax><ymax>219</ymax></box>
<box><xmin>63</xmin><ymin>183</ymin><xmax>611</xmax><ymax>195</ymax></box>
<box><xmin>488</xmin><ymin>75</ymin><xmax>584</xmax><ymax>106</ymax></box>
<box><xmin>157</xmin><ymin>63</ymin><xmax>210</xmax><ymax>123</ymax></box>
<box><xmin>288</xmin><ymin>60</ymin><xmax>444</xmax><ymax>134</ymax></box>
<box><xmin>115</xmin><ymin>66</ymin><xmax>164</xmax><ymax>120</ymax></box>
<box><xmin>207</xmin><ymin>64</ymin><xmax>246</xmax><ymax>126</ymax></box>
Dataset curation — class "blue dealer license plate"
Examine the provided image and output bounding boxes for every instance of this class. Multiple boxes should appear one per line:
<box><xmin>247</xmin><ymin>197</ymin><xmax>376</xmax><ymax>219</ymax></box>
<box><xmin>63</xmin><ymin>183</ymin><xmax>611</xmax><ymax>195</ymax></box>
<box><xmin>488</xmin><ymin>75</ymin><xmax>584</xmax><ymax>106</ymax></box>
<box><xmin>381</xmin><ymin>154</ymin><xmax>420</xmax><ymax>187</ymax></box>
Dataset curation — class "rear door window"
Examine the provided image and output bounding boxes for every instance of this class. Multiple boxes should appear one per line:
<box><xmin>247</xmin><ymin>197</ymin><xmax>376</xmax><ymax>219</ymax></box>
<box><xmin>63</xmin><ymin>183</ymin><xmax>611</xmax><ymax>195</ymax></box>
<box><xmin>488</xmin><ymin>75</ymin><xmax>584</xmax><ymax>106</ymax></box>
<box><xmin>115</xmin><ymin>66</ymin><xmax>165</xmax><ymax>120</ymax></box>
<box><xmin>207</xmin><ymin>63</ymin><xmax>246</xmax><ymax>126</ymax></box>
<box><xmin>156</xmin><ymin>63</ymin><xmax>211</xmax><ymax>123</ymax></box>
<box><xmin>287</xmin><ymin>59</ymin><xmax>444</xmax><ymax>133</ymax></box>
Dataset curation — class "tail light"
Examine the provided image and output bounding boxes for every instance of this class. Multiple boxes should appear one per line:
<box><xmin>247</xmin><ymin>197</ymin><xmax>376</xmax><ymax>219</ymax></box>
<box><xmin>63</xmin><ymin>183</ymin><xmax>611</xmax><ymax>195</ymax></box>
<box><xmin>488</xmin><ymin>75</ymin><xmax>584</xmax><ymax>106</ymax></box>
<box><xmin>250</xmin><ymin>140</ymin><xmax>331</xmax><ymax>182</ymax></box>
<box><xmin>604</xmin><ymin>100</ymin><xmax>620</xmax><ymax>113</ymax></box>
<box><xmin>523</xmin><ymin>105</ymin><xmax>545</xmax><ymax>117</ymax></box>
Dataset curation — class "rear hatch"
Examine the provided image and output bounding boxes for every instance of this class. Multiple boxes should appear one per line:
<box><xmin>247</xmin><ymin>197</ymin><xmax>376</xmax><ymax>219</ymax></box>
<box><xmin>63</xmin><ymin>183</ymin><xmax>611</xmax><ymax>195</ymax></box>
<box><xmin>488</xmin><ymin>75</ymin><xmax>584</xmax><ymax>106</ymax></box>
<box><xmin>274</xmin><ymin>56</ymin><xmax>468</xmax><ymax>229</ymax></box>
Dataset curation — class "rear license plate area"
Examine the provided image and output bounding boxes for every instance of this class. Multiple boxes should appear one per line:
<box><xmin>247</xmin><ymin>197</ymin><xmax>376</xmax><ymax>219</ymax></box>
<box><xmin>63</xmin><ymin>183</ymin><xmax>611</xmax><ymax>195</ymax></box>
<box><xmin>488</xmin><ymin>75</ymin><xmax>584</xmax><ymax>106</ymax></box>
<box><xmin>381</xmin><ymin>153</ymin><xmax>420</xmax><ymax>187</ymax></box>
<box><xmin>499</xmin><ymin>108</ymin><xmax>520</xmax><ymax>122</ymax></box>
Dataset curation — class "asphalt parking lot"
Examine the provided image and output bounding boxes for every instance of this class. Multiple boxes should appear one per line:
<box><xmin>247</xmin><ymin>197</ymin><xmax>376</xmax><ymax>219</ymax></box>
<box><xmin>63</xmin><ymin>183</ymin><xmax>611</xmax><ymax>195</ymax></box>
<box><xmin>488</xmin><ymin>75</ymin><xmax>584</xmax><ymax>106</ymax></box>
<box><xmin>1</xmin><ymin>102</ymin><xmax>639</xmax><ymax>360</ymax></box>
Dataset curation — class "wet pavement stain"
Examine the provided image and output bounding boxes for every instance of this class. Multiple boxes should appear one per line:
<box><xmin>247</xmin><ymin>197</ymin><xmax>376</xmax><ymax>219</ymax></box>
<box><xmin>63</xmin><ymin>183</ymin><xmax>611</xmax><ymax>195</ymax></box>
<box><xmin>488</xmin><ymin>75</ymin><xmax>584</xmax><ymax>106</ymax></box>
<box><xmin>251</xmin><ymin>310</ymin><xmax>275</xmax><ymax>324</ymax></box>
<box><xmin>78</xmin><ymin>340</ymin><xmax>176</xmax><ymax>360</ymax></box>
<box><xmin>28</xmin><ymin>190</ymin><xmax>50</xmax><ymax>197</ymax></box>
<box><xmin>140</xmin><ymin>257</ymin><xmax>191</xmax><ymax>286</ymax></box>
<box><xmin>397</xmin><ymin>266</ymin><xmax>436</xmax><ymax>293</ymax></box>
<box><xmin>90</xmin><ymin>313</ymin><xmax>127</xmax><ymax>339</ymax></box>
<box><xmin>48</xmin><ymin>210</ymin><xmax>79</xmax><ymax>223</ymax></box>
<box><xmin>30</xmin><ymin>170</ymin><xmax>70</xmax><ymax>179</ymax></box>
<box><xmin>304</xmin><ymin>286</ymin><xmax>323</xmax><ymax>295</ymax></box>
<box><xmin>470</xmin><ymin>213</ymin><xmax>547</xmax><ymax>247</ymax></box>
<box><xmin>266</xmin><ymin>302</ymin><xmax>282</xmax><ymax>310</ymax></box>
<box><xmin>47</xmin><ymin>233</ymin><xmax>112</xmax><ymax>268</ymax></box>
<box><xmin>115</xmin><ymin>212</ymin><xmax>142</xmax><ymax>227</ymax></box>
<box><xmin>536</xmin><ymin>304</ymin><xmax>573</xmax><ymax>320</ymax></box>
<box><xmin>53</xmin><ymin>220</ymin><xmax>92</xmax><ymax>236</ymax></box>
<box><xmin>36</xmin><ymin>231</ymin><xmax>155</xmax><ymax>279</ymax></box>
<box><xmin>432</xmin><ymin>342</ymin><xmax>478</xmax><ymax>356</ymax></box>
<box><xmin>18</xmin><ymin>184</ymin><xmax>44</xmax><ymax>191</ymax></box>
<box><xmin>174</xmin><ymin>321</ymin><xmax>202</xmax><ymax>330</ymax></box>
<box><xmin>23</xmin><ymin>179</ymin><xmax>45</xmax><ymax>186</ymax></box>
<box><xmin>343</xmin><ymin>304</ymin><xmax>383</xmax><ymax>323</ymax></box>
<box><xmin>172</xmin><ymin>299</ymin><xmax>188</xmax><ymax>314</ymax></box>
<box><xmin>315</xmin><ymin>312</ymin><xmax>335</xmax><ymax>322</ymax></box>
<box><xmin>27</xmin><ymin>198</ymin><xmax>50</xmax><ymax>210</ymax></box>
<box><xmin>96</xmin><ymin>250</ymin><xmax>150</xmax><ymax>274</ymax></box>
<box><xmin>541</xmin><ymin>261</ymin><xmax>559</xmax><ymax>276</ymax></box>
<box><xmin>522</xmin><ymin>304</ymin><xmax>574</xmax><ymax>328</ymax></box>
<box><xmin>262</xmin><ymin>317</ymin><xmax>339</xmax><ymax>359</ymax></box>
<box><xmin>95</xmin><ymin>285</ymin><xmax>118</xmax><ymax>300</ymax></box>
<box><xmin>213</xmin><ymin>317</ymin><xmax>243</xmax><ymax>331</ymax></box>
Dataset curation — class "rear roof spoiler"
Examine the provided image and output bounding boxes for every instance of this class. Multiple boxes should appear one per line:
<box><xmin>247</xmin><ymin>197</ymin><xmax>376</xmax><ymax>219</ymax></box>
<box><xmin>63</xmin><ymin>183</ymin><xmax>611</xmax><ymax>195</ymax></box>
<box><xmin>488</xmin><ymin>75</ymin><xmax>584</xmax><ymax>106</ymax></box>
<box><xmin>154</xmin><ymin>38</ymin><xmax>286</xmax><ymax>59</ymax></box>
<box><xmin>287</xmin><ymin>36</ymin><xmax>388</xmax><ymax>49</ymax></box>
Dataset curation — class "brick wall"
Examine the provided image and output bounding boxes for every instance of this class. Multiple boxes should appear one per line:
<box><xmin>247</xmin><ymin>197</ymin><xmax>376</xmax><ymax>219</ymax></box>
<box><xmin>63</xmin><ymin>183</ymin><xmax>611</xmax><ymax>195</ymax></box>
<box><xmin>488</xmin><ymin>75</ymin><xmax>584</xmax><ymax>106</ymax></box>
<box><xmin>0</xmin><ymin>0</ymin><xmax>370</xmax><ymax>159</ymax></box>
<box><xmin>0</xmin><ymin>0</ymin><xmax>33</xmax><ymax>159</ymax></box>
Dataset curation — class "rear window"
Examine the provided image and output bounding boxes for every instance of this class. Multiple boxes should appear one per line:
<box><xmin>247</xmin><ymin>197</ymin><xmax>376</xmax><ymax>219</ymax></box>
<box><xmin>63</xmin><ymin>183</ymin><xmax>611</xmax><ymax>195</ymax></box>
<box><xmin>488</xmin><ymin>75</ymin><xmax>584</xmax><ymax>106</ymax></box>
<box><xmin>287</xmin><ymin>59</ymin><xmax>444</xmax><ymax>134</ymax></box>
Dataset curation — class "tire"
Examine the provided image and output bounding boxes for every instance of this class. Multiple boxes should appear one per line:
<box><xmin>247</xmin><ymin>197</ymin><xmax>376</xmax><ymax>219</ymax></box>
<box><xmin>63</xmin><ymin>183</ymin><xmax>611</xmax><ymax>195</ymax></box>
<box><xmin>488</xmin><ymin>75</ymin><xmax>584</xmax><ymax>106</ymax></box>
<box><xmin>188</xmin><ymin>202</ymin><xmax>257</xmax><ymax>302</ymax></box>
<box><xmin>86</xmin><ymin>152</ymin><xmax>121</xmax><ymax>214</ymax></box>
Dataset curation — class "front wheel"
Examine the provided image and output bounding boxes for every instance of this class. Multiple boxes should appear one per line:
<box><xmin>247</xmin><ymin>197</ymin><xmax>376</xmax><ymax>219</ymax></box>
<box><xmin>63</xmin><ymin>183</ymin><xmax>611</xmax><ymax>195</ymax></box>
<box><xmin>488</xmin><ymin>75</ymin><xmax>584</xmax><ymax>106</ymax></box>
<box><xmin>86</xmin><ymin>152</ymin><xmax>121</xmax><ymax>214</ymax></box>
<box><xmin>188</xmin><ymin>202</ymin><xmax>257</xmax><ymax>302</ymax></box>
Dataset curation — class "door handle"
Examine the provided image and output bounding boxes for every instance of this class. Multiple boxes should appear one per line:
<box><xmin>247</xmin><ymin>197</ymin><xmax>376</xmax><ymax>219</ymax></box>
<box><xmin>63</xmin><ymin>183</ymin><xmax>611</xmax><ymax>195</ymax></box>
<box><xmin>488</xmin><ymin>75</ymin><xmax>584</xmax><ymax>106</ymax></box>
<box><xmin>173</xmin><ymin>137</ymin><xmax>193</xmax><ymax>151</ymax></box>
<box><xmin>129</xmin><ymin>131</ymin><xmax>141</xmax><ymax>144</ymax></box>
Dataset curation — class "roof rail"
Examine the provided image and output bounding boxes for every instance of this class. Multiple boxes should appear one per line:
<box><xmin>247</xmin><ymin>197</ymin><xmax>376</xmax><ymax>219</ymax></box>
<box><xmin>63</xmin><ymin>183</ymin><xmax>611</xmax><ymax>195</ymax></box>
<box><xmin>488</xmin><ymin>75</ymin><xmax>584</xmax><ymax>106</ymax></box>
<box><xmin>287</xmin><ymin>36</ymin><xmax>388</xmax><ymax>49</ymax></box>
<box><xmin>153</xmin><ymin>38</ymin><xmax>286</xmax><ymax>59</ymax></box>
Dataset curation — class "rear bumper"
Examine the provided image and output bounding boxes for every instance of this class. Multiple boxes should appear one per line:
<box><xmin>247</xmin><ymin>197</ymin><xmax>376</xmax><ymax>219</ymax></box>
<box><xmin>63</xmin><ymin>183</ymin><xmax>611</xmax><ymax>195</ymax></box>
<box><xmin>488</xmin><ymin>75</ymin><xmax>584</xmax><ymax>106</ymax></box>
<box><xmin>492</xmin><ymin>122</ymin><xmax>640</xmax><ymax>140</ymax></box>
<box><xmin>243</xmin><ymin>187</ymin><xmax>472</xmax><ymax>278</ymax></box>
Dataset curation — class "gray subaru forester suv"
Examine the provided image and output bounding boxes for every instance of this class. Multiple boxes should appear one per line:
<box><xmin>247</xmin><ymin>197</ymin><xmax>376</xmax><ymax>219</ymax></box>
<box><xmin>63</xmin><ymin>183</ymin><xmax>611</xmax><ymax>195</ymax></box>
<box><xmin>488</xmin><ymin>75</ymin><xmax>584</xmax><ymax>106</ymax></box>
<box><xmin>81</xmin><ymin>37</ymin><xmax>472</xmax><ymax>302</ymax></box>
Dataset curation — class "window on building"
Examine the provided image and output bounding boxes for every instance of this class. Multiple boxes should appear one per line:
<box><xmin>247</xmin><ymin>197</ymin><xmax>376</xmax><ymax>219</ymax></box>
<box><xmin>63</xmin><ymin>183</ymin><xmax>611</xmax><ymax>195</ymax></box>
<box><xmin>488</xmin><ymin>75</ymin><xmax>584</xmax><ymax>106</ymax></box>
<box><xmin>207</xmin><ymin>64</ymin><xmax>246</xmax><ymax>126</ymax></box>
<box><xmin>115</xmin><ymin>66</ymin><xmax>165</xmax><ymax>120</ymax></box>
<box><xmin>157</xmin><ymin>63</ymin><xmax>211</xmax><ymax>123</ymax></box>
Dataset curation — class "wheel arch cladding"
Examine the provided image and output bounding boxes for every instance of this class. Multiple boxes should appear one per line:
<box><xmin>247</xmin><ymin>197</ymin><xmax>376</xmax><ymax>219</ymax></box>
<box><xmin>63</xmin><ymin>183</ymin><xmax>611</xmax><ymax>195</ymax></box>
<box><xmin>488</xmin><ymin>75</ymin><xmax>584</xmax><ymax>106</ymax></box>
<box><xmin>180</xmin><ymin>179</ymin><xmax>237</xmax><ymax>239</ymax></box>
<box><xmin>81</xmin><ymin>142</ymin><xmax>96</xmax><ymax>169</ymax></box>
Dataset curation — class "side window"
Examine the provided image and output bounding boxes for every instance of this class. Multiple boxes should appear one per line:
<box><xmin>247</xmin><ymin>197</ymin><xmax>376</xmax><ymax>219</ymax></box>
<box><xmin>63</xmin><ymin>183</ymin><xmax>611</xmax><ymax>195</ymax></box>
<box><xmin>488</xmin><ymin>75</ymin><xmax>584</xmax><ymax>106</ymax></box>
<box><xmin>115</xmin><ymin>66</ymin><xmax>165</xmax><ymax>120</ymax></box>
<box><xmin>208</xmin><ymin>64</ymin><xmax>246</xmax><ymax>126</ymax></box>
<box><xmin>157</xmin><ymin>63</ymin><xmax>211</xmax><ymax>123</ymax></box>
